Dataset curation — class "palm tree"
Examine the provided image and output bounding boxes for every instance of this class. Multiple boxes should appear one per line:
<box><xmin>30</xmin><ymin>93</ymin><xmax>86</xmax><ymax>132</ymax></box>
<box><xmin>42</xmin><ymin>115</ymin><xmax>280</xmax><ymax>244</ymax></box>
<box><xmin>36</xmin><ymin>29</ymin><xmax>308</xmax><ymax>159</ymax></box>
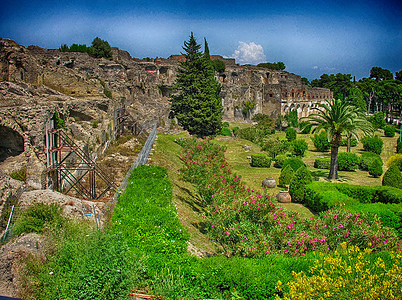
<box><xmin>303</xmin><ymin>99</ymin><xmax>373</xmax><ymax>180</ymax></box>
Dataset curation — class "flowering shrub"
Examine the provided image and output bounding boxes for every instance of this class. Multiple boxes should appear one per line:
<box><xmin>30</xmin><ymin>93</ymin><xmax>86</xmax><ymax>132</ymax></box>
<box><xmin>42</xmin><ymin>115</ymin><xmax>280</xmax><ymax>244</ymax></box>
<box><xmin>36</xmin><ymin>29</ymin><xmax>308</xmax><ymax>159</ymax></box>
<box><xmin>180</xmin><ymin>138</ymin><xmax>400</xmax><ymax>258</ymax></box>
<box><xmin>276</xmin><ymin>244</ymin><xmax>402</xmax><ymax>299</ymax></box>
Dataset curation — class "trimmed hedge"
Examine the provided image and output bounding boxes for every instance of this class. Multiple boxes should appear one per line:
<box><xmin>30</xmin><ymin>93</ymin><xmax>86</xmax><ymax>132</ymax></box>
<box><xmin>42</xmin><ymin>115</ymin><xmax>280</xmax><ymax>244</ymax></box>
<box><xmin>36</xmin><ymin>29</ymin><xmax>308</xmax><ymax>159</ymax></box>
<box><xmin>304</xmin><ymin>182</ymin><xmax>402</xmax><ymax>214</ymax></box>
<box><xmin>292</xmin><ymin>139</ymin><xmax>308</xmax><ymax>157</ymax></box>
<box><xmin>273</xmin><ymin>154</ymin><xmax>287</xmax><ymax>168</ymax></box>
<box><xmin>279</xmin><ymin>165</ymin><xmax>294</xmax><ymax>187</ymax></box>
<box><xmin>251</xmin><ymin>154</ymin><xmax>272</xmax><ymax>168</ymax></box>
<box><xmin>314</xmin><ymin>157</ymin><xmax>330</xmax><ymax>169</ymax></box>
<box><xmin>282</xmin><ymin>157</ymin><xmax>306</xmax><ymax>172</ymax></box>
<box><xmin>384</xmin><ymin>125</ymin><xmax>396</xmax><ymax>137</ymax></box>
<box><xmin>285</xmin><ymin>127</ymin><xmax>297</xmax><ymax>141</ymax></box>
<box><xmin>304</xmin><ymin>182</ymin><xmax>358</xmax><ymax>212</ymax></box>
<box><xmin>359</xmin><ymin>152</ymin><xmax>382</xmax><ymax>171</ymax></box>
<box><xmin>397</xmin><ymin>140</ymin><xmax>402</xmax><ymax>154</ymax></box>
<box><xmin>220</xmin><ymin>127</ymin><xmax>232</xmax><ymax>136</ymax></box>
<box><xmin>346</xmin><ymin>203</ymin><xmax>402</xmax><ymax>237</ymax></box>
<box><xmin>289</xmin><ymin>166</ymin><xmax>312</xmax><ymax>203</ymax></box>
<box><xmin>338</xmin><ymin>152</ymin><xmax>359</xmax><ymax>171</ymax></box>
<box><xmin>361</xmin><ymin>135</ymin><xmax>383</xmax><ymax>155</ymax></box>
<box><xmin>382</xmin><ymin>164</ymin><xmax>402</xmax><ymax>189</ymax></box>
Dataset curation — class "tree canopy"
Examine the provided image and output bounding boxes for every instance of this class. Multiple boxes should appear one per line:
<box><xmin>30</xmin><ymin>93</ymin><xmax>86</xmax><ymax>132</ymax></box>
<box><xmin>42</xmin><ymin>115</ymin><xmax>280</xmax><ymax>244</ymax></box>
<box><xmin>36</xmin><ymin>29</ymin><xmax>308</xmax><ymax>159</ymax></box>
<box><xmin>169</xmin><ymin>33</ymin><xmax>223</xmax><ymax>137</ymax></box>
<box><xmin>303</xmin><ymin>99</ymin><xmax>372</xmax><ymax>180</ymax></box>
<box><xmin>257</xmin><ymin>61</ymin><xmax>286</xmax><ymax>70</ymax></box>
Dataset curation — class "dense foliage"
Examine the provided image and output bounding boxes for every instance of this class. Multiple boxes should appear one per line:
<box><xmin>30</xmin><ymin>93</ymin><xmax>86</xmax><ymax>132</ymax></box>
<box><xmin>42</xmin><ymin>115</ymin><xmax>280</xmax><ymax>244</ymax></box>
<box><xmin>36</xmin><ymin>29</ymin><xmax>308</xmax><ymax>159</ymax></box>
<box><xmin>285</xmin><ymin>127</ymin><xmax>297</xmax><ymax>141</ymax></box>
<box><xmin>382</xmin><ymin>164</ymin><xmax>402</xmax><ymax>189</ymax></box>
<box><xmin>362</xmin><ymin>135</ymin><xmax>384</xmax><ymax>155</ymax></box>
<box><xmin>251</xmin><ymin>153</ymin><xmax>272</xmax><ymax>168</ymax></box>
<box><xmin>257</xmin><ymin>61</ymin><xmax>286</xmax><ymax>70</ymax></box>
<box><xmin>384</xmin><ymin>125</ymin><xmax>396</xmax><ymax>137</ymax></box>
<box><xmin>338</xmin><ymin>152</ymin><xmax>359</xmax><ymax>171</ymax></box>
<box><xmin>291</xmin><ymin>139</ymin><xmax>308</xmax><ymax>157</ymax></box>
<box><xmin>279</xmin><ymin>165</ymin><xmax>294</xmax><ymax>187</ymax></box>
<box><xmin>170</xmin><ymin>33</ymin><xmax>223</xmax><ymax>137</ymax></box>
<box><xmin>288</xmin><ymin>165</ymin><xmax>312</xmax><ymax>203</ymax></box>
<box><xmin>311</xmin><ymin>130</ymin><xmax>330</xmax><ymax>152</ymax></box>
<box><xmin>59</xmin><ymin>37</ymin><xmax>112</xmax><ymax>59</ymax></box>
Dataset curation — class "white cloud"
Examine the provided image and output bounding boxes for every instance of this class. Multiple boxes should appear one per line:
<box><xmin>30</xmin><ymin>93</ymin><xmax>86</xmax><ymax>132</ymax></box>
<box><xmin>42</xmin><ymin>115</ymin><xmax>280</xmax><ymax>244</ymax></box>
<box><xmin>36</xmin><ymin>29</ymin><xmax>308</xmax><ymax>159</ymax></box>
<box><xmin>232</xmin><ymin>41</ymin><xmax>266</xmax><ymax>65</ymax></box>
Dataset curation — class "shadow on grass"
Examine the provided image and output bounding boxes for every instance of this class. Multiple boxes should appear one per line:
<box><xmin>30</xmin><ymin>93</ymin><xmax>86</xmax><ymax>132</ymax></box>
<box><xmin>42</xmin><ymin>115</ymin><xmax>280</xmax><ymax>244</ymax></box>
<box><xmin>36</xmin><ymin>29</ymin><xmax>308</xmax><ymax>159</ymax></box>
<box><xmin>176</xmin><ymin>184</ymin><xmax>205</xmax><ymax>213</ymax></box>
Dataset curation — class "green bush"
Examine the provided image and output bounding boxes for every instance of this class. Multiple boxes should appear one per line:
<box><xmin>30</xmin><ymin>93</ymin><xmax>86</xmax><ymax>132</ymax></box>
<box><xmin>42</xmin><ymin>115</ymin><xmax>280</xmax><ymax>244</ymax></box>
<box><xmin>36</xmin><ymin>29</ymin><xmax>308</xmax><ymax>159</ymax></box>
<box><xmin>285</xmin><ymin>110</ymin><xmax>299</xmax><ymax>128</ymax></box>
<box><xmin>397</xmin><ymin>140</ymin><xmax>402</xmax><ymax>153</ymax></box>
<box><xmin>279</xmin><ymin>165</ymin><xmax>294</xmax><ymax>187</ymax></box>
<box><xmin>382</xmin><ymin>164</ymin><xmax>402</xmax><ymax>189</ymax></box>
<box><xmin>289</xmin><ymin>165</ymin><xmax>312</xmax><ymax>203</ymax></box>
<box><xmin>384</xmin><ymin>125</ymin><xmax>396</xmax><ymax>137</ymax></box>
<box><xmin>285</xmin><ymin>127</ymin><xmax>297</xmax><ymax>141</ymax></box>
<box><xmin>314</xmin><ymin>158</ymin><xmax>330</xmax><ymax>169</ymax></box>
<box><xmin>338</xmin><ymin>152</ymin><xmax>359</xmax><ymax>171</ymax></box>
<box><xmin>251</xmin><ymin>154</ymin><xmax>272</xmax><ymax>168</ymax></box>
<box><xmin>387</xmin><ymin>154</ymin><xmax>402</xmax><ymax>171</ymax></box>
<box><xmin>368</xmin><ymin>158</ymin><xmax>383</xmax><ymax>178</ymax></box>
<box><xmin>304</xmin><ymin>184</ymin><xmax>358</xmax><ymax>212</ymax></box>
<box><xmin>299</xmin><ymin>121</ymin><xmax>312</xmax><ymax>134</ymax></box>
<box><xmin>220</xmin><ymin>127</ymin><xmax>232</xmax><ymax>136</ymax></box>
<box><xmin>282</xmin><ymin>157</ymin><xmax>306</xmax><ymax>172</ymax></box>
<box><xmin>361</xmin><ymin>135</ymin><xmax>383</xmax><ymax>155</ymax></box>
<box><xmin>13</xmin><ymin>203</ymin><xmax>65</xmax><ymax>235</ymax></box>
<box><xmin>292</xmin><ymin>139</ymin><xmax>308</xmax><ymax>157</ymax></box>
<box><xmin>222</xmin><ymin>122</ymin><xmax>229</xmax><ymax>128</ymax></box>
<box><xmin>346</xmin><ymin>203</ymin><xmax>402</xmax><ymax>236</ymax></box>
<box><xmin>273</xmin><ymin>154</ymin><xmax>287</xmax><ymax>168</ymax></box>
<box><xmin>232</xmin><ymin>126</ymin><xmax>240</xmax><ymax>136</ymax></box>
<box><xmin>359</xmin><ymin>152</ymin><xmax>383</xmax><ymax>171</ymax></box>
<box><xmin>340</xmin><ymin>138</ymin><xmax>358</xmax><ymax>147</ymax></box>
<box><xmin>252</xmin><ymin>113</ymin><xmax>275</xmax><ymax>131</ymax></box>
<box><xmin>212</xmin><ymin>59</ymin><xmax>226</xmax><ymax>73</ymax></box>
<box><xmin>237</xmin><ymin>127</ymin><xmax>270</xmax><ymax>144</ymax></box>
<box><xmin>311</xmin><ymin>130</ymin><xmax>330</xmax><ymax>152</ymax></box>
<box><xmin>261</xmin><ymin>138</ymin><xmax>291</xmax><ymax>158</ymax></box>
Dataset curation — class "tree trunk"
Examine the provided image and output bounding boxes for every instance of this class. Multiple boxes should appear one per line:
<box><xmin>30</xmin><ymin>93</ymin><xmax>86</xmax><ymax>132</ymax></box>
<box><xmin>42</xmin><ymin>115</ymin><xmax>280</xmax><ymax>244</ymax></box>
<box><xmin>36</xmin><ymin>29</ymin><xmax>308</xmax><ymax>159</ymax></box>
<box><xmin>328</xmin><ymin>133</ymin><xmax>341</xmax><ymax>180</ymax></box>
<box><xmin>347</xmin><ymin>134</ymin><xmax>351</xmax><ymax>152</ymax></box>
<box><xmin>328</xmin><ymin>145</ymin><xmax>339</xmax><ymax>180</ymax></box>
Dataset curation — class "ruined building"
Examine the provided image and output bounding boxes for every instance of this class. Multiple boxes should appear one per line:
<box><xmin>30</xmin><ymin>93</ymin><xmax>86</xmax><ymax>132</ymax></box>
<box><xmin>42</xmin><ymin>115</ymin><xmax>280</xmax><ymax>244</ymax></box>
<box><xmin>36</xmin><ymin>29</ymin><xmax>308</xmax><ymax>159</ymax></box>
<box><xmin>0</xmin><ymin>38</ymin><xmax>332</xmax><ymax>192</ymax></box>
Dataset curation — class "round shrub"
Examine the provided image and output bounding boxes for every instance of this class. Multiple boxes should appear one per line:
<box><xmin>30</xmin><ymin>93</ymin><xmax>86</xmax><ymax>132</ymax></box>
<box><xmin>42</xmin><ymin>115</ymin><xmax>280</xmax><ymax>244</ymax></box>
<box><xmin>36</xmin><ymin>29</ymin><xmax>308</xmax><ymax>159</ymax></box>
<box><xmin>273</xmin><ymin>154</ymin><xmax>287</xmax><ymax>168</ymax></box>
<box><xmin>222</xmin><ymin>122</ymin><xmax>229</xmax><ymax>128</ymax></box>
<box><xmin>382</xmin><ymin>164</ymin><xmax>402</xmax><ymax>189</ymax></box>
<box><xmin>232</xmin><ymin>126</ymin><xmax>240</xmax><ymax>136</ymax></box>
<box><xmin>282</xmin><ymin>157</ymin><xmax>306</xmax><ymax>172</ymax></box>
<box><xmin>368</xmin><ymin>158</ymin><xmax>383</xmax><ymax>178</ymax></box>
<box><xmin>289</xmin><ymin>165</ymin><xmax>312</xmax><ymax>203</ymax></box>
<box><xmin>359</xmin><ymin>152</ymin><xmax>383</xmax><ymax>171</ymax></box>
<box><xmin>338</xmin><ymin>152</ymin><xmax>359</xmax><ymax>171</ymax></box>
<box><xmin>314</xmin><ymin>157</ymin><xmax>330</xmax><ymax>169</ymax></box>
<box><xmin>311</xmin><ymin>130</ymin><xmax>330</xmax><ymax>152</ymax></box>
<box><xmin>251</xmin><ymin>153</ymin><xmax>272</xmax><ymax>168</ymax></box>
<box><xmin>220</xmin><ymin>127</ymin><xmax>232</xmax><ymax>136</ymax></box>
<box><xmin>384</xmin><ymin>125</ymin><xmax>396</xmax><ymax>137</ymax></box>
<box><xmin>261</xmin><ymin>138</ymin><xmax>291</xmax><ymax>158</ymax></box>
<box><xmin>292</xmin><ymin>139</ymin><xmax>308</xmax><ymax>157</ymax></box>
<box><xmin>361</xmin><ymin>135</ymin><xmax>383</xmax><ymax>155</ymax></box>
<box><xmin>285</xmin><ymin>127</ymin><xmax>297</xmax><ymax>142</ymax></box>
<box><xmin>386</xmin><ymin>154</ymin><xmax>402</xmax><ymax>171</ymax></box>
<box><xmin>397</xmin><ymin>140</ymin><xmax>402</xmax><ymax>154</ymax></box>
<box><xmin>279</xmin><ymin>165</ymin><xmax>295</xmax><ymax>187</ymax></box>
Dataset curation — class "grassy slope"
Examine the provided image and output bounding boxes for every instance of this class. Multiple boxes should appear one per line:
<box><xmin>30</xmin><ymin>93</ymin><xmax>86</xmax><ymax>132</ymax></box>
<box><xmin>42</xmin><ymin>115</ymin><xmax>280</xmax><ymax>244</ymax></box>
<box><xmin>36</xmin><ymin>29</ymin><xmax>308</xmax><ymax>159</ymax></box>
<box><xmin>151</xmin><ymin>133</ymin><xmax>220</xmax><ymax>254</ymax></box>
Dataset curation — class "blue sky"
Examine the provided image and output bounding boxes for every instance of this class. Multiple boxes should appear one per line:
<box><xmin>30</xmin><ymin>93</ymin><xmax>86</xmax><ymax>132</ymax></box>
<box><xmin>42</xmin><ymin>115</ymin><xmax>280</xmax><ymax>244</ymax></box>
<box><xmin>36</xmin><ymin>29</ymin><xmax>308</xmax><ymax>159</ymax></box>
<box><xmin>1</xmin><ymin>0</ymin><xmax>401</xmax><ymax>80</ymax></box>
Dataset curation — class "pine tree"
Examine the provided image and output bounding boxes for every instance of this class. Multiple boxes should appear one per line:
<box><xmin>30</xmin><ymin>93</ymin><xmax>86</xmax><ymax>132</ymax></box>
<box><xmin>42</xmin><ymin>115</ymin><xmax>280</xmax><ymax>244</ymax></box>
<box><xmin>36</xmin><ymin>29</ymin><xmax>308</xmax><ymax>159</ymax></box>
<box><xmin>170</xmin><ymin>33</ymin><xmax>223</xmax><ymax>137</ymax></box>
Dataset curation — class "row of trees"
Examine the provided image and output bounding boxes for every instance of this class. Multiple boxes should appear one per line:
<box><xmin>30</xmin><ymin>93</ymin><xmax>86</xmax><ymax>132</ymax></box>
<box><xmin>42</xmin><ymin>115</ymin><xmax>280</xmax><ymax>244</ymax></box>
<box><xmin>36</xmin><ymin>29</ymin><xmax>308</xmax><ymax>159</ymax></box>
<box><xmin>310</xmin><ymin>67</ymin><xmax>402</xmax><ymax>123</ymax></box>
<box><xmin>59</xmin><ymin>37</ymin><xmax>112</xmax><ymax>59</ymax></box>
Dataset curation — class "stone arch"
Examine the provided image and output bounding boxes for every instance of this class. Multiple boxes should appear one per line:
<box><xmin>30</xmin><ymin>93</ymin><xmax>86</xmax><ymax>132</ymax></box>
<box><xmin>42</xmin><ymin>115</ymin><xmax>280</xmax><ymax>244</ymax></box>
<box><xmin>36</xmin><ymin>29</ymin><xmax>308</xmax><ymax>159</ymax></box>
<box><xmin>0</xmin><ymin>125</ymin><xmax>25</xmax><ymax>162</ymax></box>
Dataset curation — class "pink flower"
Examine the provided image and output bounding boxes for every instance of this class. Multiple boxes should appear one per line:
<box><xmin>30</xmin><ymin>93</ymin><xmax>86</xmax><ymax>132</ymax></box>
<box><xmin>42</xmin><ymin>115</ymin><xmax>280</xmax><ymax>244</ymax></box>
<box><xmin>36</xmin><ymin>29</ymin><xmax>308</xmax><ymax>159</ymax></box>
<box><xmin>224</xmin><ymin>231</ymin><xmax>230</xmax><ymax>236</ymax></box>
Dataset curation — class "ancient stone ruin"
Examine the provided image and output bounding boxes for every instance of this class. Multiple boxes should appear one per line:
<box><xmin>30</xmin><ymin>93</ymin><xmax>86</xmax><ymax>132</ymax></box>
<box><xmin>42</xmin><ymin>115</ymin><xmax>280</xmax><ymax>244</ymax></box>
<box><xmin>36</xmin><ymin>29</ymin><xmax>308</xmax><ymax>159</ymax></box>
<box><xmin>0</xmin><ymin>37</ymin><xmax>332</xmax><ymax>201</ymax></box>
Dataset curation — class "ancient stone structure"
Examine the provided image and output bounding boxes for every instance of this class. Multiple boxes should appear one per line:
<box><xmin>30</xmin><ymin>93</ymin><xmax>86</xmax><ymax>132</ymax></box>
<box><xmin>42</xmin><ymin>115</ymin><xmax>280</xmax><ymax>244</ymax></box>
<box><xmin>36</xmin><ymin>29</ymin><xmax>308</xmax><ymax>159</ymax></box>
<box><xmin>0</xmin><ymin>38</ymin><xmax>332</xmax><ymax>195</ymax></box>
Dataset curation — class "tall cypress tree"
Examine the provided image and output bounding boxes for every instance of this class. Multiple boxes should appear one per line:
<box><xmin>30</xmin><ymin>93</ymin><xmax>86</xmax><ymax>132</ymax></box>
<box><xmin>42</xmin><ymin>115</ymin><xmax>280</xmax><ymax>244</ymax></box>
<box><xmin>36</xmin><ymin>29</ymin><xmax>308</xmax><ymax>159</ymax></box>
<box><xmin>170</xmin><ymin>33</ymin><xmax>223</xmax><ymax>137</ymax></box>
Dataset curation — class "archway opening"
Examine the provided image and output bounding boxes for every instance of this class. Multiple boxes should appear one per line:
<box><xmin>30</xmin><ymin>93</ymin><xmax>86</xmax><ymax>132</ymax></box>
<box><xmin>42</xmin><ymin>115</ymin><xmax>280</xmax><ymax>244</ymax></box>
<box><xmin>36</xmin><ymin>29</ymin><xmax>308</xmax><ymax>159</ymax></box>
<box><xmin>0</xmin><ymin>126</ymin><xmax>24</xmax><ymax>162</ymax></box>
